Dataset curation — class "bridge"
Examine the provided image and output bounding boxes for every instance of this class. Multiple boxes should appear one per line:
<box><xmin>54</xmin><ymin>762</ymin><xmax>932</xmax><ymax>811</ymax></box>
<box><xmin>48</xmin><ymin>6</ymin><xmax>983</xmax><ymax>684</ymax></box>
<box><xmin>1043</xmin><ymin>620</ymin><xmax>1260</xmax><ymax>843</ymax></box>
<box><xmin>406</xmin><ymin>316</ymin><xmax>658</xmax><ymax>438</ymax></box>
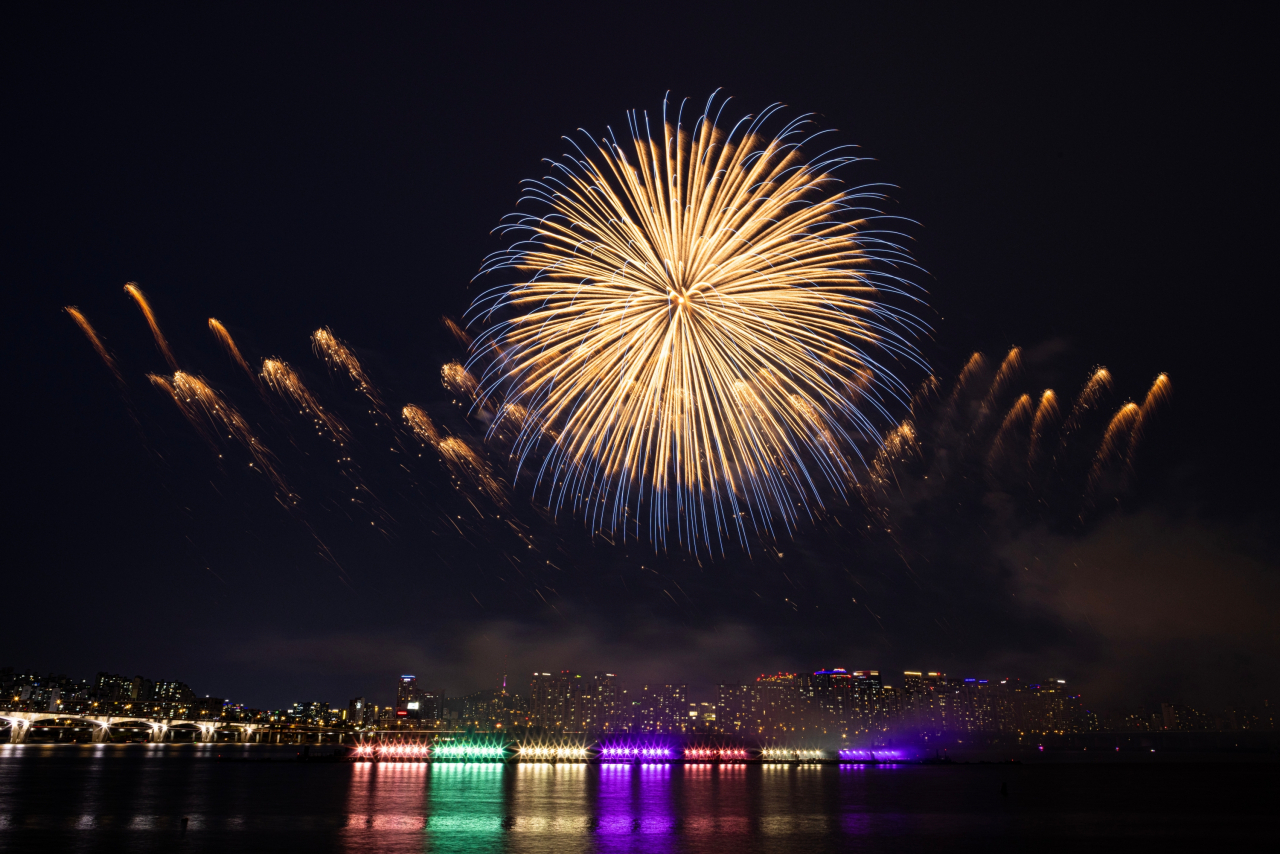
<box><xmin>0</xmin><ymin>712</ymin><xmax>264</xmax><ymax>744</ymax></box>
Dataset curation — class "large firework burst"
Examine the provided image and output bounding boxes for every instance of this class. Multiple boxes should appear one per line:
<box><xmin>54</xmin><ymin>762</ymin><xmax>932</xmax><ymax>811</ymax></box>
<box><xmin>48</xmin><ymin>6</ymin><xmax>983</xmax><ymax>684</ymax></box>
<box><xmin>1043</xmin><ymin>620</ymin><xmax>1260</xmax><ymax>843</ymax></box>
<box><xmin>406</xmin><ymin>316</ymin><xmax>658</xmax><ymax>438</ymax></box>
<box><xmin>467</xmin><ymin>94</ymin><xmax>927</xmax><ymax>553</ymax></box>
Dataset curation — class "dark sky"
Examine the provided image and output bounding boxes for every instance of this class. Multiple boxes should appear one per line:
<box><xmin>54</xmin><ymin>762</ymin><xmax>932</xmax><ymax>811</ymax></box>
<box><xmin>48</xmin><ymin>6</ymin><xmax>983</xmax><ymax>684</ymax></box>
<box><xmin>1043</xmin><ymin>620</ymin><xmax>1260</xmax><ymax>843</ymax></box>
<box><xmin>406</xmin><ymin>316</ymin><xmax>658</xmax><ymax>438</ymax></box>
<box><xmin>5</xmin><ymin>6</ymin><xmax>1275</xmax><ymax>712</ymax></box>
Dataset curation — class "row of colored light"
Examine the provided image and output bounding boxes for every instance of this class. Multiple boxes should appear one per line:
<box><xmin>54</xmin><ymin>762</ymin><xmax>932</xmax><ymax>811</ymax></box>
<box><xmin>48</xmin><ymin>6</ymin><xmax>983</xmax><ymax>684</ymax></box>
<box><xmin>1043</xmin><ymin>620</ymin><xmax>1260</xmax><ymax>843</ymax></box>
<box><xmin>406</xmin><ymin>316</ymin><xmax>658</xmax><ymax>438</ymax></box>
<box><xmin>354</xmin><ymin>743</ymin><xmax>431</xmax><ymax>759</ymax></box>
<box><xmin>760</xmin><ymin>748</ymin><xmax>828</xmax><ymax>761</ymax></box>
<box><xmin>355</xmin><ymin>743</ymin><xmax>886</xmax><ymax>762</ymax></box>
<box><xmin>599</xmin><ymin>746</ymin><xmax>673</xmax><ymax>760</ymax></box>
<box><xmin>354</xmin><ymin>743</ymin><xmax>508</xmax><ymax>760</ymax></box>
<box><xmin>683</xmin><ymin>748</ymin><xmax>750</xmax><ymax>761</ymax></box>
<box><xmin>433</xmin><ymin>744</ymin><xmax>507</xmax><ymax>760</ymax></box>
<box><xmin>838</xmin><ymin>749</ymin><xmax>904</xmax><ymax>760</ymax></box>
<box><xmin>520</xmin><ymin>746</ymin><xmax>589</xmax><ymax>760</ymax></box>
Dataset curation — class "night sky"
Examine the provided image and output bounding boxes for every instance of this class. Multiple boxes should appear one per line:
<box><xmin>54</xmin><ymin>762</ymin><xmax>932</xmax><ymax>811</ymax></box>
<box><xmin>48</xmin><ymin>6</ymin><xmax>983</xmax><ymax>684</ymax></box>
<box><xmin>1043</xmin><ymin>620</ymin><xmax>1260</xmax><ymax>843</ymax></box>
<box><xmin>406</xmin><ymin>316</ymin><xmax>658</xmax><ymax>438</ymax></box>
<box><xmin>6</xmin><ymin>7</ymin><xmax>1275</xmax><ymax>712</ymax></box>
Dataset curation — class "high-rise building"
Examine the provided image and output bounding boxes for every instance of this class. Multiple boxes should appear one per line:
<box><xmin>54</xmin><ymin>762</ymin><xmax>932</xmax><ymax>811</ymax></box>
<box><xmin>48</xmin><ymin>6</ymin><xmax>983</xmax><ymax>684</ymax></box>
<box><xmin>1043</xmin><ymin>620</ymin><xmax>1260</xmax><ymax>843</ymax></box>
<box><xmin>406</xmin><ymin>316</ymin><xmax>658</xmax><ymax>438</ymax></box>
<box><xmin>754</xmin><ymin>673</ymin><xmax>800</xmax><ymax>739</ymax></box>
<box><xmin>93</xmin><ymin>672</ymin><xmax>133</xmax><ymax>706</ymax></box>
<box><xmin>530</xmin><ymin>673</ymin><xmax>557</xmax><ymax>731</ymax></box>
<box><xmin>635</xmin><ymin>683</ymin><xmax>688</xmax><ymax>733</ymax></box>
<box><xmin>155</xmin><ymin>681</ymin><xmax>195</xmax><ymax>702</ymax></box>
<box><xmin>528</xmin><ymin>671</ymin><xmax>621</xmax><ymax>733</ymax></box>
<box><xmin>577</xmin><ymin>672</ymin><xmax>620</xmax><ymax>732</ymax></box>
<box><xmin>396</xmin><ymin>675</ymin><xmax>418</xmax><ymax>719</ymax></box>
<box><xmin>349</xmin><ymin>697</ymin><xmax>368</xmax><ymax>727</ymax></box>
<box><xmin>393</xmin><ymin>675</ymin><xmax>439</xmax><ymax>723</ymax></box>
<box><xmin>715</xmin><ymin>684</ymin><xmax>752</xmax><ymax>735</ymax></box>
<box><xmin>921</xmin><ymin>672</ymin><xmax>948</xmax><ymax>734</ymax></box>
<box><xmin>953</xmin><ymin>679</ymin><xmax>994</xmax><ymax>732</ymax></box>
<box><xmin>155</xmin><ymin>680</ymin><xmax>196</xmax><ymax>716</ymax></box>
<box><xmin>811</xmin><ymin>669</ymin><xmax>855</xmax><ymax>737</ymax></box>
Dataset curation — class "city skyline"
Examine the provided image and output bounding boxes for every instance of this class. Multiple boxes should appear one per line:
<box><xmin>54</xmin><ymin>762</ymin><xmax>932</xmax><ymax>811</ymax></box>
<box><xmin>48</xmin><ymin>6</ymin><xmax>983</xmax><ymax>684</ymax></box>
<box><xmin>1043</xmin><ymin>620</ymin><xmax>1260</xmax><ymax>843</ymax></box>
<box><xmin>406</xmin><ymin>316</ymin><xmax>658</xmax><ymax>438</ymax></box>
<box><xmin>7</xmin><ymin>661</ymin><xmax>1271</xmax><ymax>745</ymax></box>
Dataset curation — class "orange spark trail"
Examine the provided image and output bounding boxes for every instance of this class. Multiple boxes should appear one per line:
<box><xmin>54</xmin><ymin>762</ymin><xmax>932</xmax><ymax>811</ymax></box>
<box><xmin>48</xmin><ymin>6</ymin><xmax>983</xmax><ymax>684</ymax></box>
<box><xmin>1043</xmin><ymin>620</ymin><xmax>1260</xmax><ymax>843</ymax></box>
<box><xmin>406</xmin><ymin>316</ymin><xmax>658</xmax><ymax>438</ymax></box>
<box><xmin>1126</xmin><ymin>373</ymin><xmax>1172</xmax><ymax>468</ymax></box>
<box><xmin>979</xmin><ymin>347</ymin><xmax>1022</xmax><ymax>419</ymax></box>
<box><xmin>1062</xmin><ymin>368</ymin><xmax>1113</xmax><ymax>437</ymax></box>
<box><xmin>150</xmin><ymin>371</ymin><xmax>288</xmax><ymax>495</ymax></box>
<box><xmin>987</xmin><ymin>393</ymin><xmax>1033</xmax><ymax>470</ymax></box>
<box><xmin>908</xmin><ymin>375</ymin><xmax>940</xmax><ymax>419</ymax></box>
<box><xmin>208</xmin><ymin>318</ymin><xmax>255</xmax><ymax>382</ymax></box>
<box><xmin>490</xmin><ymin>402</ymin><xmax>528</xmax><ymax>444</ymax></box>
<box><xmin>441</xmin><ymin>362</ymin><xmax>480</xmax><ymax>400</ymax></box>
<box><xmin>443</xmin><ymin>316</ymin><xmax>473</xmax><ymax>349</ymax></box>
<box><xmin>124</xmin><ymin>283</ymin><xmax>178</xmax><ymax>370</ymax></box>
<box><xmin>946</xmin><ymin>353</ymin><xmax>987</xmax><ymax>408</ymax></box>
<box><xmin>438</xmin><ymin>436</ymin><xmax>508</xmax><ymax>507</ymax></box>
<box><xmin>1087</xmin><ymin>402</ymin><xmax>1141</xmax><ymax>495</ymax></box>
<box><xmin>261</xmin><ymin>358</ymin><xmax>349</xmax><ymax>443</ymax></box>
<box><xmin>403</xmin><ymin>404</ymin><xmax>442</xmax><ymax>446</ymax></box>
<box><xmin>404</xmin><ymin>404</ymin><xmax>507</xmax><ymax>506</ymax></box>
<box><xmin>65</xmin><ymin>307</ymin><xmax>123</xmax><ymax>384</ymax></box>
<box><xmin>863</xmin><ymin>420</ymin><xmax>919</xmax><ymax>495</ymax></box>
<box><xmin>311</xmin><ymin>328</ymin><xmax>385</xmax><ymax>412</ymax></box>
<box><xmin>1027</xmin><ymin>389</ymin><xmax>1059</xmax><ymax>469</ymax></box>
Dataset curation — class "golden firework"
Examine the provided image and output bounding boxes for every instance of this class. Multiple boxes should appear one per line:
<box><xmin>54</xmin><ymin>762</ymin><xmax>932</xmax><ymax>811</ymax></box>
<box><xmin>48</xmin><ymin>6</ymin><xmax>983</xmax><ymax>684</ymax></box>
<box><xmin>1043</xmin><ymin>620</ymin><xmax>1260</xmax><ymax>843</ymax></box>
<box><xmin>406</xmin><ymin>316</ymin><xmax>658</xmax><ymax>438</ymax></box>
<box><xmin>467</xmin><ymin>94</ymin><xmax>923</xmax><ymax>551</ymax></box>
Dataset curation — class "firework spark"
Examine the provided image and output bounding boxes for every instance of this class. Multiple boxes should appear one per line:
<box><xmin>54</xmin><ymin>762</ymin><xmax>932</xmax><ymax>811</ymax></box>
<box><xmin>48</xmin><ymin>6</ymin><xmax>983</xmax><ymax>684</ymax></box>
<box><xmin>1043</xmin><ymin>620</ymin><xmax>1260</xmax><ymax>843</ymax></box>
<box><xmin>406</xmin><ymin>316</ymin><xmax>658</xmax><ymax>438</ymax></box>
<box><xmin>403</xmin><ymin>404</ymin><xmax>443</xmax><ymax>446</ymax></box>
<box><xmin>261</xmin><ymin>358</ymin><xmax>349</xmax><ymax>443</ymax></box>
<box><xmin>208</xmin><ymin>318</ymin><xmax>257</xmax><ymax>385</ymax></box>
<box><xmin>150</xmin><ymin>370</ymin><xmax>288</xmax><ymax>495</ymax></box>
<box><xmin>1126</xmin><ymin>373</ymin><xmax>1171</xmax><ymax>468</ymax></box>
<box><xmin>124</xmin><ymin>283</ymin><xmax>178</xmax><ymax>370</ymax></box>
<box><xmin>863</xmin><ymin>420</ymin><xmax>919</xmax><ymax>495</ymax></box>
<box><xmin>441</xmin><ymin>361</ymin><xmax>480</xmax><ymax>401</ymax></box>
<box><xmin>443</xmin><ymin>316</ymin><xmax>473</xmax><ymax>349</ymax></box>
<box><xmin>438</xmin><ymin>436</ymin><xmax>508</xmax><ymax>507</ymax></box>
<box><xmin>978</xmin><ymin>347</ymin><xmax>1022</xmax><ymax>424</ymax></box>
<box><xmin>311</xmin><ymin>328</ymin><xmax>385</xmax><ymax>412</ymax></box>
<box><xmin>987</xmin><ymin>393</ymin><xmax>1033</xmax><ymax>471</ymax></box>
<box><xmin>1087</xmin><ymin>402</ymin><xmax>1142</xmax><ymax>497</ymax></box>
<box><xmin>1027</xmin><ymin>389</ymin><xmax>1059</xmax><ymax>470</ymax></box>
<box><xmin>1061</xmin><ymin>368</ymin><xmax>1113</xmax><ymax>440</ymax></box>
<box><xmin>865</xmin><ymin>352</ymin><xmax>1169</xmax><ymax>524</ymax></box>
<box><xmin>946</xmin><ymin>353</ymin><xmax>988</xmax><ymax>409</ymax></box>
<box><xmin>466</xmin><ymin>94</ymin><xmax>925</xmax><ymax>552</ymax></box>
<box><xmin>403</xmin><ymin>404</ymin><xmax>506</xmax><ymax>506</ymax></box>
<box><xmin>65</xmin><ymin>307</ymin><xmax>123</xmax><ymax>384</ymax></box>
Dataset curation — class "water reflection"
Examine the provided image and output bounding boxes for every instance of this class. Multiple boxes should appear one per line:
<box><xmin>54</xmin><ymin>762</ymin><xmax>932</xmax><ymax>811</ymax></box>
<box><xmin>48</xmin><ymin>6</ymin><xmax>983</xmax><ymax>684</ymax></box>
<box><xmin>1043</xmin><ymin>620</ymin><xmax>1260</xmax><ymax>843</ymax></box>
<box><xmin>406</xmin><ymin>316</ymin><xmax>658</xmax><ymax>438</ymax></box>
<box><xmin>2</xmin><ymin>747</ymin><xmax>1267</xmax><ymax>851</ymax></box>
<box><xmin>510</xmin><ymin>763</ymin><xmax>591</xmax><ymax>842</ymax></box>
<box><xmin>336</xmin><ymin>762</ymin><xmax>884</xmax><ymax>852</ymax></box>
<box><xmin>595</xmin><ymin>763</ymin><xmax>677</xmax><ymax>850</ymax></box>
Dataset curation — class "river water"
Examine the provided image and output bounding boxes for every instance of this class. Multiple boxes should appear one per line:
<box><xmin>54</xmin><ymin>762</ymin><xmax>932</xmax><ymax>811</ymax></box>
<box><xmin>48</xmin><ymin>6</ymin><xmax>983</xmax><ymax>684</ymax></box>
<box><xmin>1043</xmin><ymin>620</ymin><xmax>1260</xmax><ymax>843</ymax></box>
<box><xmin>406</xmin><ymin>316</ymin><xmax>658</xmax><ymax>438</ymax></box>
<box><xmin>0</xmin><ymin>744</ymin><xmax>1273</xmax><ymax>852</ymax></box>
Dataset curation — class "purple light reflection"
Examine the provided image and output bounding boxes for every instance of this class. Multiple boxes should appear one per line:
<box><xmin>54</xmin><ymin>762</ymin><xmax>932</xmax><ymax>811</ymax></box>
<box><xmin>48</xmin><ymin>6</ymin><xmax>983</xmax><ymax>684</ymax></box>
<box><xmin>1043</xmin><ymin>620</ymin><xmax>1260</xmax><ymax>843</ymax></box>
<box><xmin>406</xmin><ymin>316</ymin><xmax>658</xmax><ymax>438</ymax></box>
<box><xmin>594</xmin><ymin>761</ymin><xmax>677</xmax><ymax>846</ymax></box>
